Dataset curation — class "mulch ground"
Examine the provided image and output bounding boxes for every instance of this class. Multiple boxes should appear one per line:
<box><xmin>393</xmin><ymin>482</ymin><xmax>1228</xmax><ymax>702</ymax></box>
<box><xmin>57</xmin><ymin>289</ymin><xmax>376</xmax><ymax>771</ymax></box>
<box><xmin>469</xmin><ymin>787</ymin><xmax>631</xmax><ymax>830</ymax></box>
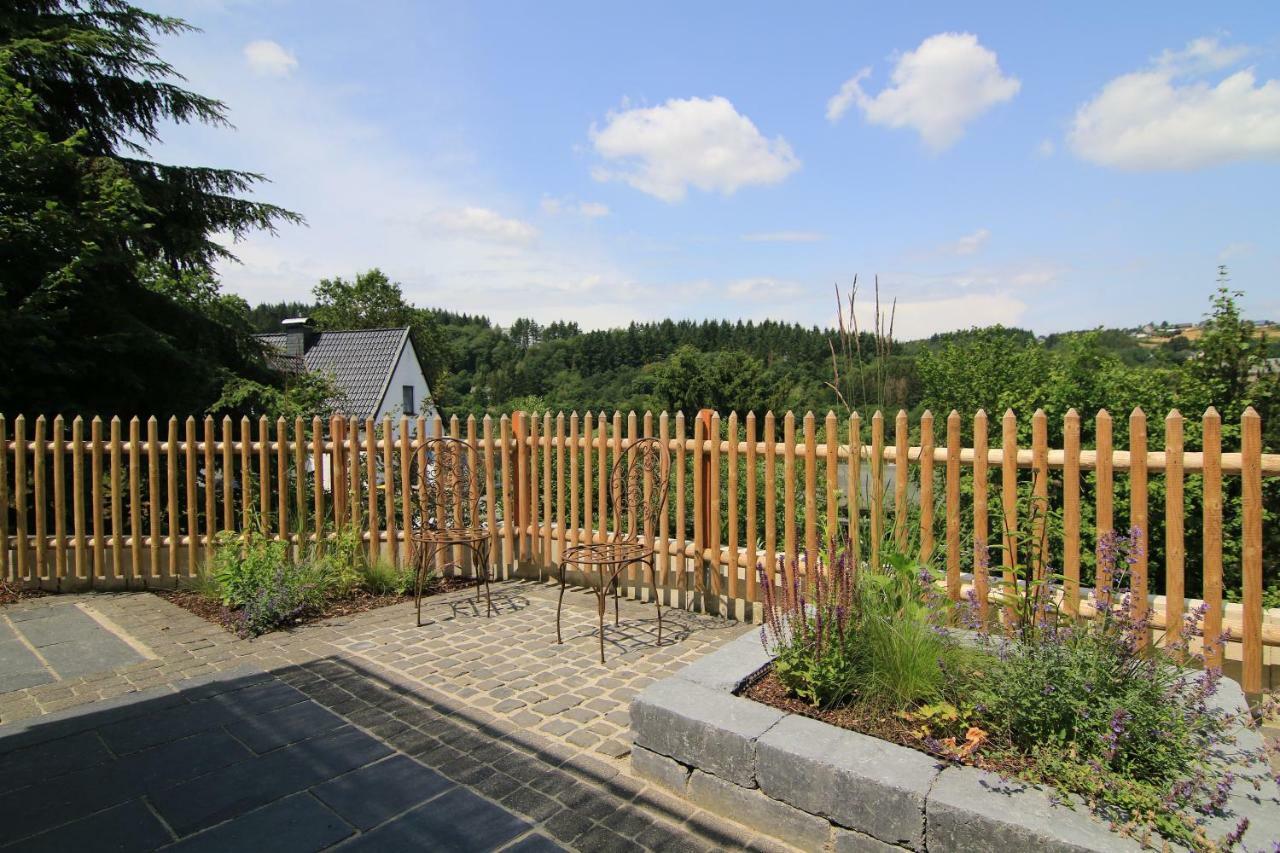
<box><xmin>0</xmin><ymin>580</ymin><xmax>50</xmax><ymax>607</ymax></box>
<box><xmin>741</xmin><ymin>666</ymin><xmax>1020</xmax><ymax>775</ymax></box>
<box><xmin>155</xmin><ymin>575</ymin><xmax>475</xmax><ymax>636</ymax></box>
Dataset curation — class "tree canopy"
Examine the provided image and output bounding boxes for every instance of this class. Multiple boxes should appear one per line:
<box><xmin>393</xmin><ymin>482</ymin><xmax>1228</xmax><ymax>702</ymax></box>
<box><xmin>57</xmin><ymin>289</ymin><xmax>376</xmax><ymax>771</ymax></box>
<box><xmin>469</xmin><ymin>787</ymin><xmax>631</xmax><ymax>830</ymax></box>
<box><xmin>0</xmin><ymin>0</ymin><xmax>300</xmax><ymax>417</ymax></box>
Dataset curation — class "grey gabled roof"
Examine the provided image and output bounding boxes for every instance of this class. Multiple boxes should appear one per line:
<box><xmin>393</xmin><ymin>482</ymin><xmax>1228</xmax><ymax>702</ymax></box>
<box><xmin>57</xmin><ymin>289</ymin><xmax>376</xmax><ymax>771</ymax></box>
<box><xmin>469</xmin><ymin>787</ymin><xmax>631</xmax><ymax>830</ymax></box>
<box><xmin>255</xmin><ymin>327</ymin><xmax>410</xmax><ymax>419</ymax></box>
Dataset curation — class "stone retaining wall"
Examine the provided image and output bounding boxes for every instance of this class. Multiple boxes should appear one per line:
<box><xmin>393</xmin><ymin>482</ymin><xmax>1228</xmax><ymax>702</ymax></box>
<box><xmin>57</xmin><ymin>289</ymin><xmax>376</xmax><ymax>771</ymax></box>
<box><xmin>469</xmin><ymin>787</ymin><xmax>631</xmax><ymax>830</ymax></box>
<box><xmin>629</xmin><ymin>630</ymin><xmax>1280</xmax><ymax>852</ymax></box>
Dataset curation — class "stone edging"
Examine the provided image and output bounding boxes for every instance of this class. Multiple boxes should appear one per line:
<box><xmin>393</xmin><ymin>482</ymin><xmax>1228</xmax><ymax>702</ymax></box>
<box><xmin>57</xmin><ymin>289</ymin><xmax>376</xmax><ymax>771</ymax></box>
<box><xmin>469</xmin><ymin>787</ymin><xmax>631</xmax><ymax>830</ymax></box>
<box><xmin>629</xmin><ymin>630</ymin><xmax>1280</xmax><ymax>852</ymax></box>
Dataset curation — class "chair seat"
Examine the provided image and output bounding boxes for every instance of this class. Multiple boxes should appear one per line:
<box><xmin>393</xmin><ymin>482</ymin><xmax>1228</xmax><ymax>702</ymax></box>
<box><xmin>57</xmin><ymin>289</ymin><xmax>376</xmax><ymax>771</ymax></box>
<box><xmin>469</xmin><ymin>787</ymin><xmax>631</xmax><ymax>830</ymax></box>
<box><xmin>410</xmin><ymin>528</ymin><xmax>489</xmax><ymax>546</ymax></box>
<box><xmin>560</xmin><ymin>541</ymin><xmax>652</xmax><ymax>566</ymax></box>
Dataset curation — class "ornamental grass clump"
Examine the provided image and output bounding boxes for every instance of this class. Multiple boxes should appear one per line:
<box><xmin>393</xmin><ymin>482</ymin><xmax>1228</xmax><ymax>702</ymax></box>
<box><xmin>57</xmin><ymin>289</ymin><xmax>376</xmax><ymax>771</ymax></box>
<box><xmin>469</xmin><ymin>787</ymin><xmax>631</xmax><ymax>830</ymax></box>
<box><xmin>758</xmin><ymin>543</ymin><xmax>975</xmax><ymax>711</ymax></box>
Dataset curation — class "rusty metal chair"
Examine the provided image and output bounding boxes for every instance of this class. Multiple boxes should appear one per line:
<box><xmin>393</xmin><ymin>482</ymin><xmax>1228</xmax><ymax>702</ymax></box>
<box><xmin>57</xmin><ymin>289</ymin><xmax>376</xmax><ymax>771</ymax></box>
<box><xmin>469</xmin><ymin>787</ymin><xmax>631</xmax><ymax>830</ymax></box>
<box><xmin>556</xmin><ymin>436</ymin><xmax>671</xmax><ymax>663</ymax></box>
<box><xmin>408</xmin><ymin>436</ymin><xmax>493</xmax><ymax>625</ymax></box>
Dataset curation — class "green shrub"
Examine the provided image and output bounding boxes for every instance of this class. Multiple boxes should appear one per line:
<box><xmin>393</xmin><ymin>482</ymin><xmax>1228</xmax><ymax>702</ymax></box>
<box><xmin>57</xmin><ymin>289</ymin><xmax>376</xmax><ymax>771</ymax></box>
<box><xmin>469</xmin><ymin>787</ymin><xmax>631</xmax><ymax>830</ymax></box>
<box><xmin>359</xmin><ymin>559</ymin><xmax>419</xmax><ymax>596</ymax></box>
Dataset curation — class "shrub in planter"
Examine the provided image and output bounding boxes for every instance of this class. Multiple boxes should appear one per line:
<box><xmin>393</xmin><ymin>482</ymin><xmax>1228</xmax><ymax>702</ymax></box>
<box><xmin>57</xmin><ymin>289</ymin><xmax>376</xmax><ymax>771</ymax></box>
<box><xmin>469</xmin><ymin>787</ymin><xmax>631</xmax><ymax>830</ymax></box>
<box><xmin>208</xmin><ymin>530</ymin><xmax>327</xmax><ymax>637</ymax></box>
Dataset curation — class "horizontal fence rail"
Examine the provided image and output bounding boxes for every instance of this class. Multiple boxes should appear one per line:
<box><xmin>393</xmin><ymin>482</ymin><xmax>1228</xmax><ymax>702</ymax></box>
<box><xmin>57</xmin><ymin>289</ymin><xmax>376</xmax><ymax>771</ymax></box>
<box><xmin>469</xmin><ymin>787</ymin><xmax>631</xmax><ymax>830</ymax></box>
<box><xmin>2</xmin><ymin>407</ymin><xmax>1276</xmax><ymax>691</ymax></box>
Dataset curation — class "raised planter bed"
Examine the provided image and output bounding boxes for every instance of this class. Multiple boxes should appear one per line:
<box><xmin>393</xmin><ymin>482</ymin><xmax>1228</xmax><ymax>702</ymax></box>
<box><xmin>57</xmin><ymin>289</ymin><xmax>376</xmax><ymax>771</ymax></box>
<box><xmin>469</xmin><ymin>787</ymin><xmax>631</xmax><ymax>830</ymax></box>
<box><xmin>630</xmin><ymin>630</ymin><xmax>1280</xmax><ymax>852</ymax></box>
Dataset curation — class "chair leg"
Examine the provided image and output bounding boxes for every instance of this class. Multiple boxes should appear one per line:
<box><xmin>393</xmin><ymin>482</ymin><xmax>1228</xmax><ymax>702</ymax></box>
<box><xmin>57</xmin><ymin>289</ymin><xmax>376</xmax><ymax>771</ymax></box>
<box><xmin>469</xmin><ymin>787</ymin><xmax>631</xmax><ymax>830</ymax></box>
<box><xmin>597</xmin><ymin>589</ymin><xmax>606</xmax><ymax>664</ymax></box>
<box><xmin>556</xmin><ymin>563</ymin><xmax>568</xmax><ymax>644</ymax></box>
<box><xmin>649</xmin><ymin>559</ymin><xmax>663</xmax><ymax>647</ymax></box>
<box><xmin>414</xmin><ymin>543</ymin><xmax>434</xmax><ymax>627</ymax></box>
<box><xmin>479</xmin><ymin>542</ymin><xmax>494</xmax><ymax>617</ymax></box>
<box><xmin>613</xmin><ymin>574</ymin><xmax>620</xmax><ymax>626</ymax></box>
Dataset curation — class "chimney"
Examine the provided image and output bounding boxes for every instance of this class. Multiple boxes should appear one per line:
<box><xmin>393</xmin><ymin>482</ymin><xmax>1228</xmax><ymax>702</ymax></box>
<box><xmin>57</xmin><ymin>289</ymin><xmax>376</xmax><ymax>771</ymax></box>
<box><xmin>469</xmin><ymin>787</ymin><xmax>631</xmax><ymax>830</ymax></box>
<box><xmin>282</xmin><ymin>317</ymin><xmax>317</xmax><ymax>357</ymax></box>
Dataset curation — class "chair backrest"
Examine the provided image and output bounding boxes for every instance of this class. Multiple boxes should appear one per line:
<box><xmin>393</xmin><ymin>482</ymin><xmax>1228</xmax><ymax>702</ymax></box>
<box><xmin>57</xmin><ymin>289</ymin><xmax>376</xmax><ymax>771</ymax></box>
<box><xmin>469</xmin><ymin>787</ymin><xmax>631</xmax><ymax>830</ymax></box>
<box><xmin>410</xmin><ymin>437</ymin><xmax>485</xmax><ymax>532</ymax></box>
<box><xmin>608</xmin><ymin>437</ymin><xmax>671</xmax><ymax>541</ymax></box>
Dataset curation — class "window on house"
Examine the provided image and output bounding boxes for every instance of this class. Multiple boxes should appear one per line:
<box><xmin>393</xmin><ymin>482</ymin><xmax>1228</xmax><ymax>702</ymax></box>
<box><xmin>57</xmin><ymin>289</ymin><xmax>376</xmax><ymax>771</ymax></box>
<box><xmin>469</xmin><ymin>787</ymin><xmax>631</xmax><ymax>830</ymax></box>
<box><xmin>402</xmin><ymin>385</ymin><xmax>415</xmax><ymax>415</ymax></box>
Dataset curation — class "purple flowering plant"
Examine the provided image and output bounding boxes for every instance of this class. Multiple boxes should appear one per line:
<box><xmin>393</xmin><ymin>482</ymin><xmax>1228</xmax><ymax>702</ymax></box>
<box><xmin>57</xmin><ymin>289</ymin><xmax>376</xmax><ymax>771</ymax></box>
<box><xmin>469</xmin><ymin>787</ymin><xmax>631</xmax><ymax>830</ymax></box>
<box><xmin>973</xmin><ymin>525</ymin><xmax>1280</xmax><ymax>850</ymax></box>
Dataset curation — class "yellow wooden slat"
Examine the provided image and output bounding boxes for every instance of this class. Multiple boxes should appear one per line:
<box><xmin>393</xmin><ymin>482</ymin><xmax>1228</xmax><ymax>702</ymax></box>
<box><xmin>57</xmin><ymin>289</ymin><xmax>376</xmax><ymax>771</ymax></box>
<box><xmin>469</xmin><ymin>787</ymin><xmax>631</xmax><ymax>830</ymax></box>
<box><xmin>920</xmin><ymin>410</ymin><xmax>935</xmax><ymax>563</ymax></box>
<box><xmin>16</xmin><ymin>416</ymin><xmax>30</xmax><ymax>580</ymax></box>
<box><xmin>802</xmin><ymin>411</ymin><xmax>817</xmax><ymax>573</ymax></box>
<box><xmin>763</xmin><ymin>411</ymin><xmax>776</xmax><ymax>590</ymax></box>
<box><xmin>744</xmin><ymin>411</ymin><xmax>758</xmax><ymax>602</ymax></box>
<box><xmin>187</xmin><ymin>417</ymin><xmax>199</xmax><ymax>575</ymax></box>
<box><xmin>870</xmin><ymin>411</ymin><xmax>884</xmax><ymax>569</ymax></box>
<box><xmin>1095</xmin><ymin>410</ymin><xmax>1113</xmax><ymax>600</ymax></box>
<box><xmin>973</xmin><ymin>410</ymin><xmax>989</xmax><ymax>622</ymax></box>
<box><xmin>147</xmin><ymin>418</ymin><xmax>160</xmax><ymax>578</ymax></box>
<box><xmin>221</xmin><ymin>417</ymin><xmax>234</xmax><ymax>532</ymax></box>
<box><xmin>1241</xmin><ymin>407</ymin><xmax>1263</xmax><ymax>693</ymax></box>
<box><xmin>1063</xmin><ymin>409</ymin><xmax>1081</xmax><ymax>615</ymax></box>
<box><xmin>166</xmin><ymin>417</ymin><xmax>179</xmax><ymax>579</ymax></box>
<box><xmin>109</xmin><ymin>417</ymin><xmax>122</xmax><ymax>581</ymax></box>
<box><xmin>783</xmin><ymin>412</ymin><xmax>796</xmax><ymax>584</ymax></box>
<box><xmin>1202</xmin><ymin>408</ymin><xmax>1223</xmax><ymax>668</ymax></box>
<box><xmin>128</xmin><ymin>418</ymin><xmax>141</xmax><ymax>580</ymax></box>
<box><xmin>1164</xmin><ymin>410</ymin><xmax>1185</xmax><ymax>649</ymax></box>
<box><xmin>1129</xmin><ymin>408</ymin><xmax>1148</xmax><ymax>626</ymax></box>
<box><xmin>52</xmin><ymin>415</ymin><xmax>67</xmax><ymax>580</ymax></box>
<box><xmin>1031</xmin><ymin>409</ymin><xmax>1048</xmax><ymax>581</ymax></box>
<box><xmin>72</xmin><ymin>417</ymin><xmax>86</xmax><ymax>579</ymax></box>
<box><xmin>727</xmin><ymin>412</ymin><xmax>740</xmax><ymax>602</ymax></box>
<box><xmin>848</xmin><ymin>412</ymin><xmax>861</xmax><ymax>569</ymax></box>
<box><xmin>1001</xmin><ymin>410</ymin><xmax>1018</xmax><ymax>609</ymax></box>
<box><xmin>205</xmin><ymin>417</ymin><xmax>217</xmax><ymax>563</ymax></box>
<box><xmin>945</xmin><ymin>410</ymin><xmax>960</xmax><ymax>601</ymax></box>
<box><xmin>34</xmin><ymin>416</ymin><xmax>47</xmax><ymax>579</ymax></box>
<box><xmin>894</xmin><ymin>409</ymin><xmax>908</xmax><ymax>550</ymax></box>
<box><xmin>366</xmin><ymin>417</ymin><xmax>379</xmax><ymax>563</ymax></box>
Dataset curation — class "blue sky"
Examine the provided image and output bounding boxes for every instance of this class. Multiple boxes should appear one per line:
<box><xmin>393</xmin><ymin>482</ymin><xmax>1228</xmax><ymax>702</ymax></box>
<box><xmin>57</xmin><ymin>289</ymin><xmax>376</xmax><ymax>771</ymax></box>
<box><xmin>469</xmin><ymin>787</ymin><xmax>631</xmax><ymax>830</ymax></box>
<box><xmin>151</xmin><ymin>1</ymin><xmax>1280</xmax><ymax>338</ymax></box>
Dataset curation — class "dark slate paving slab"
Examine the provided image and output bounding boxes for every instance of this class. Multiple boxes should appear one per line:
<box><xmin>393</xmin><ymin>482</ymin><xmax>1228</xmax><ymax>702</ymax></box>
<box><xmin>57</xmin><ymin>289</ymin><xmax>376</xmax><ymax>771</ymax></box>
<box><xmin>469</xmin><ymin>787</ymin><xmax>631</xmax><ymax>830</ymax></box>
<box><xmin>0</xmin><ymin>638</ymin><xmax>54</xmax><ymax>694</ymax></box>
<box><xmin>4</xmin><ymin>798</ymin><xmax>172</xmax><ymax>852</ymax></box>
<box><xmin>0</xmin><ymin>728</ymin><xmax>255</xmax><ymax>842</ymax></box>
<box><xmin>1</xmin><ymin>604</ymin><xmax>143</xmax><ymax>687</ymax></box>
<box><xmin>14</xmin><ymin>606</ymin><xmax>97</xmax><ymax>647</ymax></box>
<box><xmin>227</xmin><ymin>697</ymin><xmax>347</xmax><ymax>754</ymax></box>
<box><xmin>150</xmin><ymin>724</ymin><xmax>392</xmax><ymax>836</ymax></box>
<box><xmin>163</xmin><ymin>793</ymin><xmax>354</xmax><ymax>853</ymax></box>
<box><xmin>38</xmin><ymin>636</ymin><xmax>144</xmax><ymax>679</ymax></box>
<box><xmin>336</xmin><ymin>787</ymin><xmax>532</xmax><ymax>852</ymax></box>
<box><xmin>312</xmin><ymin>754</ymin><xmax>455</xmax><ymax>830</ymax></box>
<box><xmin>0</xmin><ymin>729</ymin><xmax>113</xmax><ymax>794</ymax></box>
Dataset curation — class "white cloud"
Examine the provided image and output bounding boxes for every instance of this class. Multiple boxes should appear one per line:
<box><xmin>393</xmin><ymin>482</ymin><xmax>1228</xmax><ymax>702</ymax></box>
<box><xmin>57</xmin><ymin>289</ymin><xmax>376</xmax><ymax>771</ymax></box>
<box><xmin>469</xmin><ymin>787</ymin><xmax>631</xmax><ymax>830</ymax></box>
<box><xmin>1218</xmin><ymin>241</ymin><xmax>1255</xmax><ymax>261</ymax></box>
<box><xmin>1068</xmin><ymin>37</ymin><xmax>1280</xmax><ymax>170</ymax></box>
<box><xmin>589</xmin><ymin>96</ymin><xmax>800</xmax><ymax>202</ymax></box>
<box><xmin>242</xmin><ymin>40</ymin><xmax>297</xmax><ymax>76</ymax></box>
<box><xmin>727</xmin><ymin>277</ymin><xmax>805</xmax><ymax>300</ymax></box>
<box><xmin>429</xmin><ymin>207</ymin><xmax>538</xmax><ymax>245</ymax></box>
<box><xmin>946</xmin><ymin>228</ymin><xmax>991</xmax><ymax>256</ymax></box>
<box><xmin>741</xmin><ymin>231</ymin><xmax>825</xmax><ymax>243</ymax></box>
<box><xmin>826</xmin><ymin>32</ymin><xmax>1020</xmax><ymax>150</ymax></box>
<box><xmin>542</xmin><ymin>196</ymin><xmax>610</xmax><ymax>218</ymax></box>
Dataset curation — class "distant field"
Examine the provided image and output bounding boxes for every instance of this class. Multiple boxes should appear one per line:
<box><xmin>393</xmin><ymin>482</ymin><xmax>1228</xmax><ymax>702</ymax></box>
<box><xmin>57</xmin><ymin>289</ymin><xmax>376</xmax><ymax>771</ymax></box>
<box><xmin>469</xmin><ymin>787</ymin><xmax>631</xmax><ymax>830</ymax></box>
<box><xmin>1141</xmin><ymin>323</ymin><xmax>1280</xmax><ymax>347</ymax></box>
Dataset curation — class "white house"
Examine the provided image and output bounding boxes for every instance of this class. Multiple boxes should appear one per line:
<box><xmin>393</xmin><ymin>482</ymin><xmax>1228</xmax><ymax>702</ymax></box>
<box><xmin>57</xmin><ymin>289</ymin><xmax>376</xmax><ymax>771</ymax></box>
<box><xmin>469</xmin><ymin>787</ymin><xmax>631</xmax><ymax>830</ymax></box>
<box><xmin>256</xmin><ymin>318</ymin><xmax>438</xmax><ymax>433</ymax></box>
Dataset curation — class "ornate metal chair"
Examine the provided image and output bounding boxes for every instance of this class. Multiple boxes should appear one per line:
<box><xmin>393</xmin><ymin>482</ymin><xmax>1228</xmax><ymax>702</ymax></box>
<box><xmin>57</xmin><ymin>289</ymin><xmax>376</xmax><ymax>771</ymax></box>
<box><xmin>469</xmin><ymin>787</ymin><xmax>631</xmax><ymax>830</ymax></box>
<box><xmin>408</xmin><ymin>436</ymin><xmax>493</xmax><ymax>625</ymax></box>
<box><xmin>556</xmin><ymin>436</ymin><xmax>671</xmax><ymax>663</ymax></box>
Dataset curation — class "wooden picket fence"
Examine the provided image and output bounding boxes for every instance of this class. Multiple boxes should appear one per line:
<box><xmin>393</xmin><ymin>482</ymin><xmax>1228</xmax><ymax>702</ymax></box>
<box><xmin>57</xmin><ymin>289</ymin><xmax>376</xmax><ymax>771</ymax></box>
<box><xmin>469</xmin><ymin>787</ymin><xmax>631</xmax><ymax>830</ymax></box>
<box><xmin>2</xmin><ymin>407</ymin><xmax>1276</xmax><ymax>690</ymax></box>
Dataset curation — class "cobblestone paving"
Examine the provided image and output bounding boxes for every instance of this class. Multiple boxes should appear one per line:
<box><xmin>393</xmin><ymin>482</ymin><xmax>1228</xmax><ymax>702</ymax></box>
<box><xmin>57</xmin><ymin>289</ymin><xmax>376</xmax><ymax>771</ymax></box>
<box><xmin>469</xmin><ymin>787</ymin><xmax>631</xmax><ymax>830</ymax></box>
<box><xmin>328</xmin><ymin>582</ymin><xmax>746</xmax><ymax>764</ymax></box>
<box><xmin>0</xmin><ymin>582</ymin><xmax>788</xmax><ymax>852</ymax></box>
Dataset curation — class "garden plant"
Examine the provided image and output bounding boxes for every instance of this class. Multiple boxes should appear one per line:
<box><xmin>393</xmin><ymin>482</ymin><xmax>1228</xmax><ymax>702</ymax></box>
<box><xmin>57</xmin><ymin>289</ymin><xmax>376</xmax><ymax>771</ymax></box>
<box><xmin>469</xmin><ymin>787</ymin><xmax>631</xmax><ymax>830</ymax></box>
<box><xmin>754</xmin><ymin>503</ymin><xmax>1280</xmax><ymax>851</ymax></box>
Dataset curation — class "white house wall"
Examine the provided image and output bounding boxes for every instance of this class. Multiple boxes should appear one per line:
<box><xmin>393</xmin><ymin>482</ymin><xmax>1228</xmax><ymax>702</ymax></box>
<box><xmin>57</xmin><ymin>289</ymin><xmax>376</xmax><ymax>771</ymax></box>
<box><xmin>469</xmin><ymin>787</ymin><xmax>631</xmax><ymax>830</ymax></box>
<box><xmin>374</xmin><ymin>337</ymin><xmax>438</xmax><ymax>436</ymax></box>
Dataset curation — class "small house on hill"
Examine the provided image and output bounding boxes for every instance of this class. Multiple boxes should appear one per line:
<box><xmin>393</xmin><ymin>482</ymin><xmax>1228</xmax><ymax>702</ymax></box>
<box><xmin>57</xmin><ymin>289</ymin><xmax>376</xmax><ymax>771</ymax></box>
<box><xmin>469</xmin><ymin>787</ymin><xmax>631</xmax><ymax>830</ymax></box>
<box><xmin>256</xmin><ymin>318</ymin><xmax>438</xmax><ymax>429</ymax></box>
